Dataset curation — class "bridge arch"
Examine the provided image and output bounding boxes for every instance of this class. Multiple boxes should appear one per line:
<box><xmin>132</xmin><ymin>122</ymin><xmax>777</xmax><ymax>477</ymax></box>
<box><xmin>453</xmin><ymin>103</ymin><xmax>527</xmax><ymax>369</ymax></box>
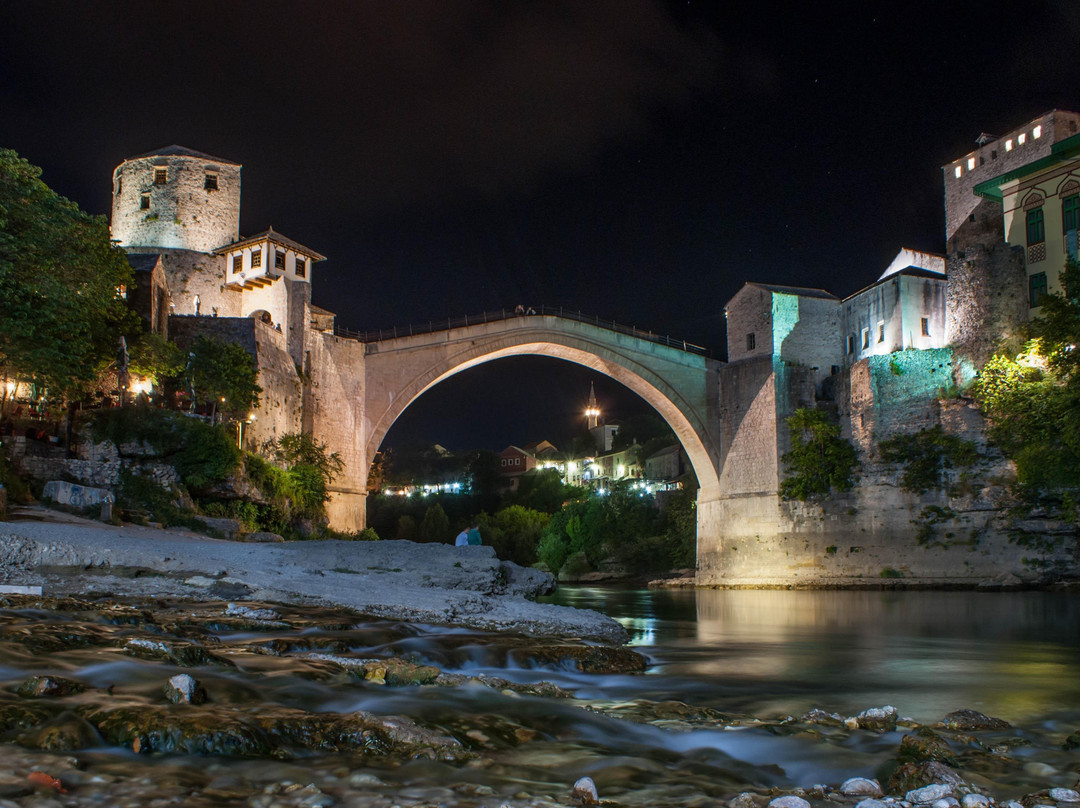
<box><xmin>362</xmin><ymin>317</ymin><xmax>722</xmax><ymax>498</ymax></box>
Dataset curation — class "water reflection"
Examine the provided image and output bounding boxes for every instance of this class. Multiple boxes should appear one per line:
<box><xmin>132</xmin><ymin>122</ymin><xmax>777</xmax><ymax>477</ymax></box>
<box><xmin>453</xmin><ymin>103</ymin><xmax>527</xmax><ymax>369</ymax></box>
<box><xmin>542</xmin><ymin>587</ymin><xmax>1080</xmax><ymax>724</ymax></box>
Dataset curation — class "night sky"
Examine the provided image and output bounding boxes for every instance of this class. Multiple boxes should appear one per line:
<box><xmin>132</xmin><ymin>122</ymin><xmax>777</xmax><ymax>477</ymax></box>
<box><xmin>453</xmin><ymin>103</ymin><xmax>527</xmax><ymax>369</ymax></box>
<box><xmin>3</xmin><ymin>2</ymin><xmax>1080</xmax><ymax>454</ymax></box>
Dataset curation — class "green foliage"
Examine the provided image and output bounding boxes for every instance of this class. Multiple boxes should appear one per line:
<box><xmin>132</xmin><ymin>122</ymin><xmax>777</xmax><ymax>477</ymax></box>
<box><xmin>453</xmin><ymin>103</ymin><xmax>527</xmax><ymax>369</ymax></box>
<box><xmin>477</xmin><ymin>505</ymin><xmax>551</xmax><ymax>566</ymax></box>
<box><xmin>185</xmin><ymin>335</ymin><xmax>261</xmax><ymax>415</ymax></box>
<box><xmin>396</xmin><ymin>514</ymin><xmax>418</xmax><ymax>540</ymax></box>
<box><xmin>128</xmin><ymin>333</ymin><xmax>185</xmax><ymax>381</ymax></box>
<box><xmin>511</xmin><ymin>468</ymin><xmax>584</xmax><ymax>513</ymax></box>
<box><xmin>971</xmin><ymin>260</ymin><xmax>1080</xmax><ymax>512</ymax></box>
<box><xmin>878</xmin><ymin>426</ymin><xmax>978</xmax><ymax>494</ymax></box>
<box><xmin>0</xmin><ymin>149</ymin><xmax>139</xmax><ymax>400</ymax></box>
<box><xmin>879</xmin><ymin>567</ymin><xmax>903</xmax><ymax>579</ymax></box>
<box><xmin>0</xmin><ymin>449</ymin><xmax>30</xmax><ymax>504</ymax></box>
<box><xmin>86</xmin><ymin>406</ymin><xmax>241</xmax><ymax>491</ymax></box>
<box><xmin>244</xmin><ymin>452</ymin><xmax>329</xmax><ymax>524</ymax></box>
<box><xmin>780</xmin><ymin>408</ymin><xmax>858</xmax><ymax>500</ymax></box>
<box><xmin>116</xmin><ymin>467</ymin><xmax>207</xmax><ymax>531</ymax></box>
<box><xmin>418</xmin><ymin>503</ymin><xmax>450</xmax><ymax>542</ymax></box>
<box><xmin>274</xmin><ymin>433</ymin><xmax>344</xmax><ymax>484</ymax></box>
<box><xmin>354</xmin><ymin>527</ymin><xmax>380</xmax><ymax>541</ymax></box>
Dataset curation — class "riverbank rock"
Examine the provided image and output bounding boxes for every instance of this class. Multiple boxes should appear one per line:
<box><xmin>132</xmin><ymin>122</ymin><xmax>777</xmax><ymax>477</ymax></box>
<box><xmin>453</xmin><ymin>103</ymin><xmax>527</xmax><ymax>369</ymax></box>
<box><xmin>769</xmin><ymin>797</ymin><xmax>811</xmax><ymax>808</ymax></box>
<box><xmin>907</xmin><ymin>784</ymin><xmax>957</xmax><ymax>804</ymax></box>
<box><xmin>16</xmin><ymin>713</ymin><xmax>100</xmax><ymax>751</ymax></box>
<box><xmin>942</xmin><ymin>709</ymin><xmax>1011</xmax><ymax>731</ymax></box>
<box><xmin>244</xmin><ymin>531</ymin><xmax>285</xmax><ymax>543</ymax></box>
<box><xmin>1063</xmin><ymin>731</ymin><xmax>1080</xmax><ymax>750</ymax></box>
<box><xmin>803</xmin><ymin>708</ymin><xmax>845</xmax><ymax>726</ymax></box>
<box><xmin>15</xmin><ymin>676</ymin><xmax>85</xmax><ymax>699</ymax></box>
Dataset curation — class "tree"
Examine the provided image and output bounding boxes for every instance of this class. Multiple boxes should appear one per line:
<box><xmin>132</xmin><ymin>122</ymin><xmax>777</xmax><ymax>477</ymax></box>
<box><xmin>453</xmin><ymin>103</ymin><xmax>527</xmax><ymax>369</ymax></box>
<box><xmin>185</xmin><ymin>335</ymin><xmax>261</xmax><ymax>418</ymax></box>
<box><xmin>0</xmin><ymin>149</ymin><xmax>138</xmax><ymax>403</ymax></box>
<box><xmin>129</xmin><ymin>333</ymin><xmax>185</xmax><ymax>382</ymax></box>
<box><xmin>779</xmin><ymin>408</ymin><xmax>858</xmax><ymax>500</ymax></box>
<box><xmin>418</xmin><ymin>503</ymin><xmax>450</xmax><ymax>542</ymax></box>
<box><xmin>478</xmin><ymin>505</ymin><xmax>551</xmax><ymax>566</ymax></box>
<box><xmin>275</xmin><ymin>432</ymin><xmax>344</xmax><ymax>484</ymax></box>
<box><xmin>972</xmin><ymin>259</ymin><xmax>1080</xmax><ymax>494</ymax></box>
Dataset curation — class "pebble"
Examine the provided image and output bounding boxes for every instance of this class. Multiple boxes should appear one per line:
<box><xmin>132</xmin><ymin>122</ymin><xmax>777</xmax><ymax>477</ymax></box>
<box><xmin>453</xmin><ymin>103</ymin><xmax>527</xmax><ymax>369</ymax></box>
<box><xmin>842</xmin><ymin>778</ymin><xmax>884</xmax><ymax>798</ymax></box>
<box><xmin>164</xmin><ymin>673</ymin><xmax>205</xmax><ymax>704</ymax></box>
<box><xmin>1023</xmin><ymin>762</ymin><xmax>1059</xmax><ymax>777</ymax></box>
<box><xmin>769</xmin><ymin>797</ymin><xmax>812</xmax><ymax>808</ymax></box>
<box><xmin>962</xmin><ymin>795</ymin><xmax>990</xmax><ymax>808</ymax></box>
<box><xmin>1050</xmin><ymin>790</ymin><xmax>1080</xmax><ymax>803</ymax></box>
<box><xmin>856</xmin><ymin>800</ymin><xmax>888</xmax><ymax>808</ymax></box>
<box><xmin>907</xmin><ymin>784</ymin><xmax>955</xmax><ymax>804</ymax></box>
<box><xmin>571</xmin><ymin>776</ymin><xmax>599</xmax><ymax>805</ymax></box>
<box><xmin>932</xmin><ymin>800</ymin><xmax>955</xmax><ymax>808</ymax></box>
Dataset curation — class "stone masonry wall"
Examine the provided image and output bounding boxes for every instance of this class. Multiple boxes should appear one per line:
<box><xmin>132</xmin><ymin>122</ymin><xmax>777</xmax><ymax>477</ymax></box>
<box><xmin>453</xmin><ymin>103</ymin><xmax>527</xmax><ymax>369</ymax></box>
<box><xmin>111</xmin><ymin>153</ymin><xmax>241</xmax><ymax>253</ymax></box>
<box><xmin>945</xmin><ymin>243</ymin><xmax>1028</xmax><ymax>370</ymax></box>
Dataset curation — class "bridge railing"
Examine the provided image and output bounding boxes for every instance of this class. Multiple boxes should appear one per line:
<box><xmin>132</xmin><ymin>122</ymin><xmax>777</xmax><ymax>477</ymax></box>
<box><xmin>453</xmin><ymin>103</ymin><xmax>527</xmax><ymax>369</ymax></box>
<box><xmin>332</xmin><ymin>305</ymin><xmax>711</xmax><ymax>356</ymax></box>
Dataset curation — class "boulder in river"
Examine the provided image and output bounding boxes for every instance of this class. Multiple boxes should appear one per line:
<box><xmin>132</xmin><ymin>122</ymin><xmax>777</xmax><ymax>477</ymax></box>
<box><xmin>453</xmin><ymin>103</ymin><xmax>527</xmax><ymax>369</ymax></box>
<box><xmin>15</xmin><ymin>676</ymin><xmax>85</xmax><ymax>698</ymax></box>
<box><xmin>164</xmin><ymin>674</ymin><xmax>206</xmax><ymax>705</ymax></box>
<box><xmin>124</xmin><ymin>638</ymin><xmax>233</xmax><ymax>668</ymax></box>
<box><xmin>907</xmin><ymin>783</ymin><xmax>957</xmax><ymax>804</ymax></box>
<box><xmin>571</xmin><ymin>776</ymin><xmax>599</xmax><ymax>805</ymax></box>
<box><xmin>900</xmin><ymin>729</ymin><xmax>958</xmax><ymax>764</ymax></box>
<box><xmin>941</xmin><ymin>709</ymin><xmax>1011</xmax><ymax>731</ymax></box>
<box><xmin>513</xmin><ymin>644</ymin><xmax>648</xmax><ymax>674</ymax></box>
<box><xmin>855</xmin><ymin>705</ymin><xmax>898</xmax><ymax>732</ymax></box>
<box><xmin>888</xmin><ymin>761</ymin><xmax>965</xmax><ymax>795</ymax></box>
<box><xmin>840</xmin><ymin>777</ymin><xmax>884</xmax><ymax>797</ymax></box>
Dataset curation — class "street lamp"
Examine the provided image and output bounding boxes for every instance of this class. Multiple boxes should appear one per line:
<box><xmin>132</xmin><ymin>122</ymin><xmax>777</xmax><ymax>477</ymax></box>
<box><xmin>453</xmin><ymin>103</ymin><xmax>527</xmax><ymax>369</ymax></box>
<box><xmin>236</xmin><ymin>413</ymin><xmax>255</xmax><ymax>449</ymax></box>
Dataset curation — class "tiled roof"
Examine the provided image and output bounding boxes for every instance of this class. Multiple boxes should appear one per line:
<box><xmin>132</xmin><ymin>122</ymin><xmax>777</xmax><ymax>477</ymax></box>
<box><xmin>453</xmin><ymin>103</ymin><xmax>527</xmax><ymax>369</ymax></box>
<box><xmin>214</xmin><ymin>227</ymin><xmax>327</xmax><ymax>261</ymax></box>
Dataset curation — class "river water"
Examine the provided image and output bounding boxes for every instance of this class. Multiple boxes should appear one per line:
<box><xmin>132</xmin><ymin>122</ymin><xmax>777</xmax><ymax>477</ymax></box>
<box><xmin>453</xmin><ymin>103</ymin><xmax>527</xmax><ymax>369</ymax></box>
<box><xmin>0</xmin><ymin>588</ymin><xmax>1078</xmax><ymax>807</ymax></box>
<box><xmin>543</xmin><ymin>587</ymin><xmax>1080</xmax><ymax>726</ymax></box>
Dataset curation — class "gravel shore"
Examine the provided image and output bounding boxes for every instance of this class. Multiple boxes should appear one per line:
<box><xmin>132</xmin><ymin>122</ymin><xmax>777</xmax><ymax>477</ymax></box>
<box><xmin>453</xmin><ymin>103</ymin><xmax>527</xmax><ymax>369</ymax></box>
<box><xmin>0</xmin><ymin>507</ymin><xmax>627</xmax><ymax>643</ymax></box>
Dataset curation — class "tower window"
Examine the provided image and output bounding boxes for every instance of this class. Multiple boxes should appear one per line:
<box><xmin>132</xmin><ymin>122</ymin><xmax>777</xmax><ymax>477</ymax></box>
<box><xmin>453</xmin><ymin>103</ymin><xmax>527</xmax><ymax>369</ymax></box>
<box><xmin>154</xmin><ymin>168</ymin><xmax>167</xmax><ymax>185</ymax></box>
<box><xmin>861</xmin><ymin>328</ymin><xmax>869</xmax><ymax>349</ymax></box>
<box><xmin>275</xmin><ymin>250</ymin><xmax>285</xmax><ymax>270</ymax></box>
<box><xmin>745</xmin><ymin>333</ymin><xmax>755</xmax><ymax>351</ymax></box>
<box><xmin>295</xmin><ymin>258</ymin><xmax>306</xmax><ymax>278</ymax></box>
<box><xmin>139</xmin><ymin>194</ymin><xmax>150</xmax><ymax>210</ymax></box>
<box><xmin>1033</xmin><ymin>125</ymin><xmax>1042</xmax><ymax>139</ymax></box>
<box><xmin>1063</xmin><ymin>194</ymin><xmax>1080</xmax><ymax>233</ymax></box>
<box><xmin>1018</xmin><ymin>133</ymin><xmax>1027</xmax><ymax>145</ymax></box>
<box><xmin>204</xmin><ymin>174</ymin><xmax>218</xmax><ymax>191</ymax></box>
<box><xmin>921</xmin><ymin>317</ymin><xmax>930</xmax><ymax>337</ymax></box>
<box><xmin>251</xmin><ymin>249</ymin><xmax>262</xmax><ymax>268</ymax></box>
<box><xmin>1030</xmin><ymin>272</ymin><xmax>1048</xmax><ymax>307</ymax></box>
<box><xmin>116</xmin><ymin>177</ymin><xmax>122</xmax><ymax>195</ymax></box>
<box><xmin>878</xmin><ymin>322</ymin><xmax>885</xmax><ymax>343</ymax></box>
<box><xmin>232</xmin><ymin>255</ymin><xmax>242</xmax><ymax>273</ymax></box>
<box><xmin>1027</xmin><ymin>207</ymin><xmax>1045</xmax><ymax>245</ymax></box>
<box><xmin>1005</xmin><ymin>139</ymin><xmax>1013</xmax><ymax>151</ymax></box>
<box><xmin>846</xmin><ymin>334</ymin><xmax>855</xmax><ymax>355</ymax></box>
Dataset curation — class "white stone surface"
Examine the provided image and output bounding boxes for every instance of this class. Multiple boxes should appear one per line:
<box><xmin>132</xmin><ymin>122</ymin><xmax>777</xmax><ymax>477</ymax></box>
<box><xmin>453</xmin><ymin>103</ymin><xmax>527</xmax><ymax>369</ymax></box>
<box><xmin>841</xmin><ymin>778</ymin><xmax>884</xmax><ymax>798</ymax></box>
<box><xmin>906</xmin><ymin>785</ymin><xmax>955</xmax><ymax>804</ymax></box>
<box><xmin>1050</xmin><ymin>789</ymin><xmax>1080</xmax><ymax>803</ymax></box>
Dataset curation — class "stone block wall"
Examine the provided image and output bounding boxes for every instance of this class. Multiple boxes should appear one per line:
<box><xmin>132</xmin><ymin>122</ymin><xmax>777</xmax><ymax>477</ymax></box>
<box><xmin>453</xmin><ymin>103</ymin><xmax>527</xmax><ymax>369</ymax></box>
<box><xmin>945</xmin><ymin>243</ymin><xmax>1028</xmax><ymax>369</ymax></box>
<box><xmin>718</xmin><ymin>357</ymin><xmax>778</xmax><ymax>496</ymax></box>
<box><xmin>111</xmin><ymin>152</ymin><xmax>241</xmax><ymax>253</ymax></box>
<box><xmin>130</xmin><ymin>249</ymin><xmax>241</xmax><ymax>320</ymax></box>
<box><xmin>725</xmin><ymin>285</ymin><xmax>776</xmax><ymax>362</ymax></box>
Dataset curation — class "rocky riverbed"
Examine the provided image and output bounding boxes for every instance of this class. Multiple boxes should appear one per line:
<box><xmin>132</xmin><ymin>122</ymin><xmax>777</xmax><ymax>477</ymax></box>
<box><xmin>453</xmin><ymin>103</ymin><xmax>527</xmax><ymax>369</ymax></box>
<box><xmin>0</xmin><ymin>592</ymin><xmax>1077</xmax><ymax>807</ymax></box>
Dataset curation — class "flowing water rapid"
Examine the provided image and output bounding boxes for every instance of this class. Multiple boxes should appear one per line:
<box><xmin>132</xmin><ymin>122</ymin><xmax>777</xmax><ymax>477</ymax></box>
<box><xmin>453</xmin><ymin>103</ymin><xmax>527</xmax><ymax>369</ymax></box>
<box><xmin>0</xmin><ymin>588</ymin><xmax>1077</xmax><ymax>807</ymax></box>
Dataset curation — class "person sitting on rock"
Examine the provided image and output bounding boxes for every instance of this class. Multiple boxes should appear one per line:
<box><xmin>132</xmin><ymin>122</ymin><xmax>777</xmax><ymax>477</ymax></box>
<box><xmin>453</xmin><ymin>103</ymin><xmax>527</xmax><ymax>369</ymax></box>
<box><xmin>467</xmin><ymin>525</ymin><xmax>482</xmax><ymax>546</ymax></box>
<box><xmin>454</xmin><ymin>527</ymin><xmax>469</xmax><ymax>547</ymax></box>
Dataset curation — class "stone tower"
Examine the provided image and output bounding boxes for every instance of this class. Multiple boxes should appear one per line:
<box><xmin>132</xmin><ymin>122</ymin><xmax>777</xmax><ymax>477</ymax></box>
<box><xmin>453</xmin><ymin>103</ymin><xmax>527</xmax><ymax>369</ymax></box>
<box><xmin>585</xmin><ymin>381</ymin><xmax>600</xmax><ymax>429</ymax></box>
<box><xmin>111</xmin><ymin>145</ymin><xmax>241</xmax><ymax>253</ymax></box>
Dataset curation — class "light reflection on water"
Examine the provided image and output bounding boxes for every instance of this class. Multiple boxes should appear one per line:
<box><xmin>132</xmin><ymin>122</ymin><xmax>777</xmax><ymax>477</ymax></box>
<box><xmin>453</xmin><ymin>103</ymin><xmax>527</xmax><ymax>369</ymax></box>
<box><xmin>541</xmin><ymin>586</ymin><xmax>1080</xmax><ymax>724</ymax></box>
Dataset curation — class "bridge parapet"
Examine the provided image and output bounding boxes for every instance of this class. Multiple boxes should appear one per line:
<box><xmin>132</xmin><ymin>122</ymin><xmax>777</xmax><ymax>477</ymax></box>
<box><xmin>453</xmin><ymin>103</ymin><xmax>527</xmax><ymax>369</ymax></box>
<box><xmin>334</xmin><ymin>305</ymin><xmax>711</xmax><ymax>357</ymax></box>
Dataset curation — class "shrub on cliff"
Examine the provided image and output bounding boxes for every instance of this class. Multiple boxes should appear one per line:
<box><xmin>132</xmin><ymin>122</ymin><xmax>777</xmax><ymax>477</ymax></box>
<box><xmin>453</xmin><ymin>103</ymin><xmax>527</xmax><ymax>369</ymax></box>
<box><xmin>779</xmin><ymin>408</ymin><xmax>857</xmax><ymax>500</ymax></box>
<box><xmin>86</xmin><ymin>406</ymin><xmax>241</xmax><ymax>490</ymax></box>
<box><xmin>878</xmin><ymin>426</ymin><xmax>978</xmax><ymax>494</ymax></box>
<box><xmin>972</xmin><ymin>258</ymin><xmax>1080</xmax><ymax>500</ymax></box>
<box><xmin>477</xmin><ymin>505</ymin><xmax>551</xmax><ymax>566</ymax></box>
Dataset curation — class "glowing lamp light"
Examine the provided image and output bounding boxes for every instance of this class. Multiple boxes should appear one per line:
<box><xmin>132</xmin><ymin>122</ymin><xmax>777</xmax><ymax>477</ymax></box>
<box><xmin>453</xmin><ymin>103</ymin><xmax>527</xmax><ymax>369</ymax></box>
<box><xmin>617</xmin><ymin>464</ymin><xmax>626</xmax><ymax>477</ymax></box>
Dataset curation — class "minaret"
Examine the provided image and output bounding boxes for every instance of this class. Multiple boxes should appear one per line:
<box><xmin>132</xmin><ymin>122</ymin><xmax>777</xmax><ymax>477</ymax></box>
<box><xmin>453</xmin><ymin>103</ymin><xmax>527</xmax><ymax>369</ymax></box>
<box><xmin>585</xmin><ymin>382</ymin><xmax>600</xmax><ymax>430</ymax></box>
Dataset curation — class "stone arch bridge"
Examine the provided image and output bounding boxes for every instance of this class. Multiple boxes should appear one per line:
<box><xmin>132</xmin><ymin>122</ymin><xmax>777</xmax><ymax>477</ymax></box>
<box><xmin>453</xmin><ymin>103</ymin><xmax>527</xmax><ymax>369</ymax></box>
<box><xmin>308</xmin><ymin>308</ymin><xmax>725</xmax><ymax>542</ymax></box>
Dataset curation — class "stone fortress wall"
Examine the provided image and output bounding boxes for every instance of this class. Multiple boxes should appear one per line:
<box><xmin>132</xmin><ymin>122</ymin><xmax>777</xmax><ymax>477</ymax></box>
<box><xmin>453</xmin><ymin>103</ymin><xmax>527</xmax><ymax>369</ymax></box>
<box><xmin>104</xmin><ymin>121</ymin><xmax>1077</xmax><ymax>584</ymax></box>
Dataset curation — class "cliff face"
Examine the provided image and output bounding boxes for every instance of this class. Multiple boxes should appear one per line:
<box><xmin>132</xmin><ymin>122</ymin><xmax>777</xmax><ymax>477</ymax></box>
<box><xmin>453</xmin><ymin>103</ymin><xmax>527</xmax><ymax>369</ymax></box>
<box><xmin>698</xmin><ymin>352</ymin><xmax>1078</xmax><ymax>588</ymax></box>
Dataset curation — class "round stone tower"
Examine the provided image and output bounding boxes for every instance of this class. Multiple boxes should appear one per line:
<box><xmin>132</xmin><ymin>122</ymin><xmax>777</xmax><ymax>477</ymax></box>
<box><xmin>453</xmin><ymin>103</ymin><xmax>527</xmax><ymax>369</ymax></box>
<box><xmin>111</xmin><ymin>145</ymin><xmax>241</xmax><ymax>253</ymax></box>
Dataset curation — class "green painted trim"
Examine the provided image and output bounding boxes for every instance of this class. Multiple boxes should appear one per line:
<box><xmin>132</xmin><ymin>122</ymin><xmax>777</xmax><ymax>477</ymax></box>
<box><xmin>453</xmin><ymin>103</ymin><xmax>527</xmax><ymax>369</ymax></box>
<box><xmin>973</xmin><ymin>132</ymin><xmax>1080</xmax><ymax>201</ymax></box>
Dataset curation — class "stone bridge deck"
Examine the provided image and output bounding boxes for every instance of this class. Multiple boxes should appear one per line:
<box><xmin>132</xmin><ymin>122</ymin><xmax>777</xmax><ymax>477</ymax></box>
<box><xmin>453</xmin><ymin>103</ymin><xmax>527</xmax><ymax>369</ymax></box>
<box><xmin>334</xmin><ymin>305</ymin><xmax>711</xmax><ymax>357</ymax></box>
